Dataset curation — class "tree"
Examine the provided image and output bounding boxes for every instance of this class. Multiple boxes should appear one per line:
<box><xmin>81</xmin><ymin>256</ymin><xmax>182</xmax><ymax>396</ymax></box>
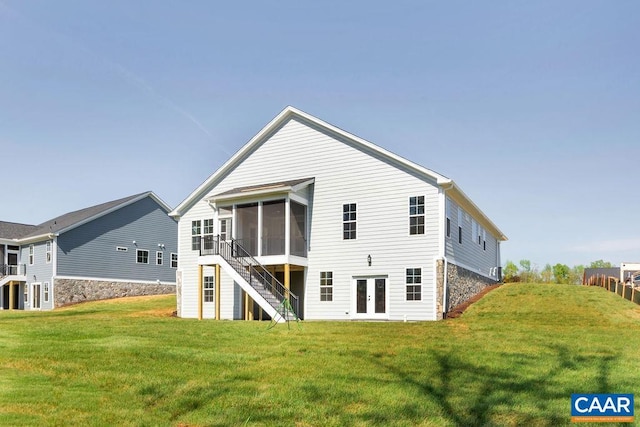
<box><xmin>569</xmin><ymin>265</ymin><xmax>585</xmax><ymax>285</ymax></box>
<box><xmin>540</xmin><ymin>264</ymin><xmax>553</xmax><ymax>283</ymax></box>
<box><xmin>503</xmin><ymin>260</ymin><xmax>519</xmax><ymax>282</ymax></box>
<box><xmin>589</xmin><ymin>260</ymin><xmax>614</xmax><ymax>269</ymax></box>
<box><xmin>553</xmin><ymin>263</ymin><xmax>570</xmax><ymax>284</ymax></box>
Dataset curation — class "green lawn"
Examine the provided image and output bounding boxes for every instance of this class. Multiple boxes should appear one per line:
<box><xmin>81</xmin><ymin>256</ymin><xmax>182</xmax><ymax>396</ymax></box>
<box><xmin>0</xmin><ymin>284</ymin><xmax>638</xmax><ymax>426</ymax></box>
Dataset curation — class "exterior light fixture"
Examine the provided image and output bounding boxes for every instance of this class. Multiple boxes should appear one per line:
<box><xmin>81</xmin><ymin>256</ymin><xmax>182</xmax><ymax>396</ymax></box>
<box><xmin>367</xmin><ymin>254</ymin><xmax>372</xmax><ymax>266</ymax></box>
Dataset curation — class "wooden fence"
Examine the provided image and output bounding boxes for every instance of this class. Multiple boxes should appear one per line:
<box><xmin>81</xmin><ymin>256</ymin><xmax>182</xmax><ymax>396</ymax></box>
<box><xmin>585</xmin><ymin>275</ymin><xmax>640</xmax><ymax>305</ymax></box>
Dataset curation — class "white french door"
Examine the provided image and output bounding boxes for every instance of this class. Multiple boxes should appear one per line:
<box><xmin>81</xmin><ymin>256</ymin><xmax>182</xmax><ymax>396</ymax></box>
<box><xmin>352</xmin><ymin>276</ymin><xmax>387</xmax><ymax>319</ymax></box>
<box><xmin>31</xmin><ymin>283</ymin><xmax>41</xmax><ymax>309</ymax></box>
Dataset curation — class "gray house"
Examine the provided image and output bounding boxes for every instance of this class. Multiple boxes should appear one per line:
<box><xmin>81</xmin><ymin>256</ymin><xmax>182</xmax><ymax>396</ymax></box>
<box><xmin>0</xmin><ymin>192</ymin><xmax>177</xmax><ymax>310</ymax></box>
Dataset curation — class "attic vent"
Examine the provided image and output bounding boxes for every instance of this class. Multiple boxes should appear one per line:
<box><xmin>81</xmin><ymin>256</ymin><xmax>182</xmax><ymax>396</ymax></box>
<box><xmin>116</xmin><ymin>246</ymin><xmax>128</xmax><ymax>252</ymax></box>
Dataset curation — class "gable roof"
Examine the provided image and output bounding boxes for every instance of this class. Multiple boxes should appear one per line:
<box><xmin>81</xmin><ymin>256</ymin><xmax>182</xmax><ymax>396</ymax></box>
<box><xmin>9</xmin><ymin>192</ymin><xmax>173</xmax><ymax>243</ymax></box>
<box><xmin>171</xmin><ymin>106</ymin><xmax>507</xmax><ymax>241</ymax></box>
<box><xmin>0</xmin><ymin>221</ymin><xmax>37</xmax><ymax>240</ymax></box>
<box><xmin>208</xmin><ymin>177</ymin><xmax>315</xmax><ymax>204</ymax></box>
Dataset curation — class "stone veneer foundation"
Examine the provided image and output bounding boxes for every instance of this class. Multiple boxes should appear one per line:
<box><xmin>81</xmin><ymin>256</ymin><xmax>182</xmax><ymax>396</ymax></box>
<box><xmin>54</xmin><ymin>278</ymin><xmax>175</xmax><ymax>308</ymax></box>
<box><xmin>436</xmin><ymin>259</ymin><xmax>498</xmax><ymax>319</ymax></box>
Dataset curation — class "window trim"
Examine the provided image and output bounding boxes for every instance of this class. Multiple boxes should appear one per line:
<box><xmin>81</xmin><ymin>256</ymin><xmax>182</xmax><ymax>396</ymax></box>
<box><xmin>320</xmin><ymin>271</ymin><xmax>333</xmax><ymax>302</ymax></box>
<box><xmin>191</xmin><ymin>220</ymin><xmax>202</xmax><ymax>251</ymax></box>
<box><xmin>170</xmin><ymin>253</ymin><xmax>178</xmax><ymax>269</ymax></box>
<box><xmin>203</xmin><ymin>276</ymin><xmax>215</xmax><ymax>303</ymax></box>
<box><xmin>45</xmin><ymin>241</ymin><xmax>52</xmax><ymax>263</ymax></box>
<box><xmin>406</xmin><ymin>267</ymin><xmax>422</xmax><ymax>301</ymax></box>
<box><xmin>156</xmin><ymin>251</ymin><xmax>163</xmax><ymax>266</ymax></box>
<box><xmin>409</xmin><ymin>196</ymin><xmax>425</xmax><ymax>235</ymax></box>
<box><xmin>136</xmin><ymin>249</ymin><xmax>150</xmax><ymax>264</ymax></box>
<box><xmin>43</xmin><ymin>282</ymin><xmax>50</xmax><ymax>303</ymax></box>
<box><xmin>29</xmin><ymin>244</ymin><xmax>34</xmax><ymax>265</ymax></box>
<box><xmin>342</xmin><ymin>203</ymin><xmax>357</xmax><ymax>240</ymax></box>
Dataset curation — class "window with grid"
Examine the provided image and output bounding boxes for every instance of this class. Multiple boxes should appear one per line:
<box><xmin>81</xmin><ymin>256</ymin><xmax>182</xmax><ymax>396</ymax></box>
<box><xmin>171</xmin><ymin>253</ymin><xmax>178</xmax><ymax>268</ymax></box>
<box><xmin>191</xmin><ymin>220</ymin><xmax>201</xmax><ymax>251</ymax></box>
<box><xmin>409</xmin><ymin>196</ymin><xmax>425</xmax><ymax>235</ymax></box>
<box><xmin>343</xmin><ymin>204</ymin><xmax>356</xmax><ymax>240</ymax></box>
<box><xmin>406</xmin><ymin>268</ymin><xmax>422</xmax><ymax>301</ymax></box>
<box><xmin>44</xmin><ymin>282</ymin><xmax>50</xmax><ymax>303</ymax></box>
<box><xmin>203</xmin><ymin>276</ymin><xmax>215</xmax><ymax>302</ymax></box>
<box><xmin>156</xmin><ymin>251</ymin><xmax>163</xmax><ymax>265</ymax></box>
<box><xmin>137</xmin><ymin>249</ymin><xmax>149</xmax><ymax>264</ymax></box>
<box><xmin>203</xmin><ymin>218</ymin><xmax>214</xmax><ymax>251</ymax></box>
<box><xmin>320</xmin><ymin>271</ymin><xmax>333</xmax><ymax>301</ymax></box>
<box><xmin>46</xmin><ymin>241</ymin><xmax>52</xmax><ymax>263</ymax></box>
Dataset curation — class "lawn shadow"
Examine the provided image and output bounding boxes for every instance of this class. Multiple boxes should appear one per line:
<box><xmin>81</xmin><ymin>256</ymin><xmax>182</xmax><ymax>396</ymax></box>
<box><xmin>366</xmin><ymin>344</ymin><xmax>618</xmax><ymax>426</ymax></box>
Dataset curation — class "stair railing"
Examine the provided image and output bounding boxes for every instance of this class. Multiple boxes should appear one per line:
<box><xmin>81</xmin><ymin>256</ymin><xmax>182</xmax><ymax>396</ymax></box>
<box><xmin>200</xmin><ymin>236</ymin><xmax>298</xmax><ymax>318</ymax></box>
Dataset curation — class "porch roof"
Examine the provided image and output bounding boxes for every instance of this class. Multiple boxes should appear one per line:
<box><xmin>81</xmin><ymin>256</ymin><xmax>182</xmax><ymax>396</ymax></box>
<box><xmin>206</xmin><ymin>177</ymin><xmax>314</xmax><ymax>204</ymax></box>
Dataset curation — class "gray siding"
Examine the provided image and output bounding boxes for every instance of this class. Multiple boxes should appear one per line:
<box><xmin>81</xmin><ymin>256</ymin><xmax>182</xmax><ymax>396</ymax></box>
<box><xmin>21</xmin><ymin>240</ymin><xmax>55</xmax><ymax>310</ymax></box>
<box><xmin>56</xmin><ymin>196</ymin><xmax>177</xmax><ymax>283</ymax></box>
<box><xmin>445</xmin><ymin>197</ymin><xmax>499</xmax><ymax>279</ymax></box>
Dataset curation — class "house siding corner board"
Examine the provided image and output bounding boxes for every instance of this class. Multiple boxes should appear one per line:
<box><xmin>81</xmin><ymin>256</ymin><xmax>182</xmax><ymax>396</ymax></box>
<box><xmin>445</xmin><ymin>197</ymin><xmax>499</xmax><ymax>279</ymax></box>
<box><xmin>178</xmin><ymin>117</ymin><xmax>442</xmax><ymax>320</ymax></box>
<box><xmin>57</xmin><ymin>197</ymin><xmax>178</xmax><ymax>283</ymax></box>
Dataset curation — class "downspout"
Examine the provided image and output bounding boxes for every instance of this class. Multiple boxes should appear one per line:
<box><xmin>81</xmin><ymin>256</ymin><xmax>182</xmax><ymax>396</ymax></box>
<box><xmin>439</xmin><ymin>180</ymin><xmax>454</xmax><ymax>319</ymax></box>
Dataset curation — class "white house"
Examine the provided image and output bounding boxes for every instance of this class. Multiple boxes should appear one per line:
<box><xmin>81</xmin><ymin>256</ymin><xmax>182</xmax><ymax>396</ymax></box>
<box><xmin>170</xmin><ymin>107</ymin><xmax>507</xmax><ymax>322</ymax></box>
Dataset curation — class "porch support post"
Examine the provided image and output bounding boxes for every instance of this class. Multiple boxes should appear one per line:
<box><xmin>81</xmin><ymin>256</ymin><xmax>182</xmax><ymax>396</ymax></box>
<box><xmin>244</xmin><ymin>291</ymin><xmax>249</xmax><ymax>320</ymax></box>
<box><xmin>8</xmin><ymin>282</ymin><xmax>14</xmax><ymax>311</ymax></box>
<box><xmin>284</xmin><ymin>263</ymin><xmax>290</xmax><ymax>297</ymax></box>
<box><xmin>198</xmin><ymin>265</ymin><xmax>203</xmax><ymax>320</ymax></box>
<box><xmin>215</xmin><ymin>264</ymin><xmax>221</xmax><ymax>320</ymax></box>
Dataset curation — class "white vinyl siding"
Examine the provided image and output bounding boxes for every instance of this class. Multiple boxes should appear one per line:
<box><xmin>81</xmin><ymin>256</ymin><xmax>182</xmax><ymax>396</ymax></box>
<box><xmin>178</xmin><ymin>117</ymin><xmax>441</xmax><ymax>320</ymax></box>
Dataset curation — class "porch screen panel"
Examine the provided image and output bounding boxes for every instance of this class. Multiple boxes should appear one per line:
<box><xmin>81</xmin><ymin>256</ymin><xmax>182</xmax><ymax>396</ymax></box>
<box><xmin>290</xmin><ymin>201</ymin><xmax>307</xmax><ymax>257</ymax></box>
<box><xmin>262</xmin><ymin>200</ymin><xmax>285</xmax><ymax>256</ymax></box>
<box><xmin>236</xmin><ymin>203</ymin><xmax>258</xmax><ymax>256</ymax></box>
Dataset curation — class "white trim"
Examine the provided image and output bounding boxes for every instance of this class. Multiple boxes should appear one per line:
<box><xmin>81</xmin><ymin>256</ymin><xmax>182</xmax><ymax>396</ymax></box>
<box><xmin>45</xmin><ymin>240</ymin><xmax>52</xmax><ymax>263</ymax></box>
<box><xmin>445</xmin><ymin>257</ymin><xmax>499</xmax><ymax>281</ymax></box>
<box><xmin>156</xmin><ymin>251</ymin><xmax>163</xmax><ymax>266</ymax></box>
<box><xmin>28</xmin><ymin>244</ymin><xmax>34</xmax><ymax>265</ymax></box>
<box><xmin>52</xmin><ymin>237</ymin><xmax>58</xmax><ymax>277</ymax></box>
<box><xmin>116</xmin><ymin>246</ymin><xmax>128</xmax><ymax>252</ymax></box>
<box><xmin>170</xmin><ymin>253</ymin><xmax>178</xmax><ymax>269</ymax></box>
<box><xmin>136</xmin><ymin>249</ymin><xmax>150</xmax><ymax>264</ymax></box>
<box><xmin>53</xmin><ymin>275</ymin><xmax>177</xmax><ymax>285</ymax></box>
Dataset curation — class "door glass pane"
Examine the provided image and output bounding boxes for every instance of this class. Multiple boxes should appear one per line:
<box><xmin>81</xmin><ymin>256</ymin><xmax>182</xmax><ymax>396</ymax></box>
<box><xmin>375</xmin><ymin>278</ymin><xmax>386</xmax><ymax>313</ymax></box>
<box><xmin>356</xmin><ymin>280</ymin><xmax>367</xmax><ymax>313</ymax></box>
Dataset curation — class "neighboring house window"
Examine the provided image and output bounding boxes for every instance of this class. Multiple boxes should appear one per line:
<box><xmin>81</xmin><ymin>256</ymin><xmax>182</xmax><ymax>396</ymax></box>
<box><xmin>24</xmin><ymin>286</ymin><xmax>28</xmax><ymax>303</ymax></box>
<box><xmin>191</xmin><ymin>220</ymin><xmax>201</xmax><ymax>251</ymax></box>
<box><xmin>458</xmin><ymin>210</ymin><xmax>463</xmax><ymax>244</ymax></box>
<box><xmin>409</xmin><ymin>196</ymin><xmax>425</xmax><ymax>235</ymax></box>
<box><xmin>483</xmin><ymin>230</ymin><xmax>487</xmax><ymax>251</ymax></box>
<box><xmin>29</xmin><ymin>245</ymin><xmax>34</xmax><ymax>265</ymax></box>
<box><xmin>46</xmin><ymin>241</ymin><xmax>52</xmax><ymax>263</ymax></box>
<box><xmin>203</xmin><ymin>276</ymin><xmax>215</xmax><ymax>302</ymax></box>
<box><xmin>137</xmin><ymin>249</ymin><xmax>149</xmax><ymax>264</ymax></box>
<box><xmin>343</xmin><ymin>204</ymin><xmax>356</xmax><ymax>240</ymax></box>
<box><xmin>171</xmin><ymin>253</ymin><xmax>178</xmax><ymax>269</ymax></box>
<box><xmin>406</xmin><ymin>268</ymin><xmax>422</xmax><ymax>301</ymax></box>
<box><xmin>320</xmin><ymin>272</ymin><xmax>333</xmax><ymax>301</ymax></box>
<box><xmin>44</xmin><ymin>282</ymin><xmax>49</xmax><ymax>303</ymax></box>
<box><xmin>116</xmin><ymin>246</ymin><xmax>128</xmax><ymax>252</ymax></box>
<box><xmin>459</xmin><ymin>226</ymin><xmax>463</xmax><ymax>244</ymax></box>
<box><xmin>156</xmin><ymin>251</ymin><xmax>163</xmax><ymax>265</ymax></box>
<box><xmin>446</xmin><ymin>217</ymin><xmax>451</xmax><ymax>238</ymax></box>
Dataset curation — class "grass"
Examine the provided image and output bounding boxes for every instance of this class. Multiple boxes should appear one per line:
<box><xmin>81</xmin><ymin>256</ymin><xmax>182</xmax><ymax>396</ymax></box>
<box><xmin>0</xmin><ymin>284</ymin><xmax>639</xmax><ymax>426</ymax></box>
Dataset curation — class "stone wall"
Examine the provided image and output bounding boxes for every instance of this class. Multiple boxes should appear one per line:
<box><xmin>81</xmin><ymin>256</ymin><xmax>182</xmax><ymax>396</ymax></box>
<box><xmin>435</xmin><ymin>259</ymin><xmax>498</xmax><ymax>318</ymax></box>
<box><xmin>54</xmin><ymin>278</ymin><xmax>175</xmax><ymax>308</ymax></box>
<box><xmin>445</xmin><ymin>262</ymin><xmax>498</xmax><ymax>314</ymax></box>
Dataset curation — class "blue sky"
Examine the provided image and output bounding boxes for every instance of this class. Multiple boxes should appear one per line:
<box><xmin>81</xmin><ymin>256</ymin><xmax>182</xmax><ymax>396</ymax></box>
<box><xmin>1</xmin><ymin>1</ymin><xmax>638</xmax><ymax>270</ymax></box>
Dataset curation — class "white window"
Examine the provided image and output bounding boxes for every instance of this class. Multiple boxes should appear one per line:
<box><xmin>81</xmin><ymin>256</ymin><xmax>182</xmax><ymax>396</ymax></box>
<box><xmin>343</xmin><ymin>204</ymin><xmax>356</xmax><ymax>240</ymax></box>
<box><xmin>171</xmin><ymin>253</ymin><xmax>178</xmax><ymax>269</ymax></box>
<box><xmin>136</xmin><ymin>249</ymin><xmax>149</xmax><ymax>264</ymax></box>
<box><xmin>219</xmin><ymin>218</ymin><xmax>232</xmax><ymax>241</ymax></box>
<box><xmin>471</xmin><ymin>220</ymin><xmax>477</xmax><ymax>243</ymax></box>
<box><xmin>406</xmin><ymin>268</ymin><xmax>422</xmax><ymax>301</ymax></box>
<box><xmin>320</xmin><ymin>272</ymin><xmax>333</xmax><ymax>301</ymax></box>
<box><xmin>24</xmin><ymin>286</ymin><xmax>28</xmax><ymax>303</ymax></box>
<box><xmin>116</xmin><ymin>246</ymin><xmax>128</xmax><ymax>252</ymax></box>
<box><xmin>203</xmin><ymin>276</ymin><xmax>215</xmax><ymax>302</ymax></box>
<box><xmin>156</xmin><ymin>251</ymin><xmax>163</xmax><ymax>265</ymax></box>
<box><xmin>46</xmin><ymin>241</ymin><xmax>52</xmax><ymax>263</ymax></box>
<box><xmin>203</xmin><ymin>218</ymin><xmax>214</xmax><ymax>251</ymax></box>
<box><xmin>29</xmin><ymin>245</ymin><xmax>34</xmax><ymax>265</ymax></box>
<box><xmin>409</xmin><ymin>196</ymin><xmax>425</xmax><ymax>235</ymax></box>
<box><xmin>191</xmin><ymin>220</ymin><xmax>201</xmax><ymax>251</ymax></box>
<box><xmin>43</xmin><ymin>282</ymin><xmax>49</xmax><ymax>303</ymax></box>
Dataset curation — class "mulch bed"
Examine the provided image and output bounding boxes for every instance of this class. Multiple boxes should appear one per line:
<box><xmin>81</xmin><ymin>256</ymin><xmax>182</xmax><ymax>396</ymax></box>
<box><xmin>445</xmin><ymin>284</ymin><xmax>502</xmax><ymax>318</ymax></box>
